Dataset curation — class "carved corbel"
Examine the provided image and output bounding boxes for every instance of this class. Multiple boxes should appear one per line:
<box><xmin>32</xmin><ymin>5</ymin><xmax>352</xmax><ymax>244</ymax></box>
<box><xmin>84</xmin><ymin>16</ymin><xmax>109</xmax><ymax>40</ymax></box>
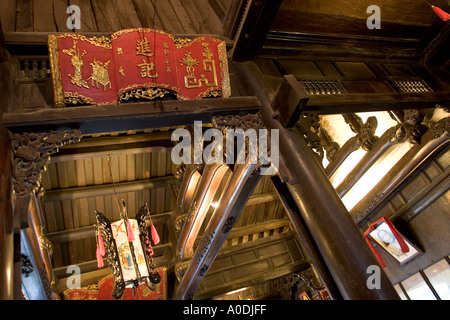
<box><xmin>295</xmin><ymin>111</ymin><xmax>324</xmax><ymax>162</ymax></box>
<box><xmin>211</xmin><ymin>112</ymin><xmax>276</xmax><ymax>174</ymax></box>
<box><xmin>343</xmin><ymin>114</ymin><xmax>379</xmax><ymax>151</ymax></box>
<box><xmin>11</xmin><ymin>130</ymin><xmax>81</xmax><ymax>232</ymax></box>
<box><xmin>395</xmin><ymin>109</ymin><xmax>428</xmax><ymax>144</ymax></box>
<box><xmin>318</xmin><ymin>127</ymin><xmax>340</xmax><ymax>163</ymax></box>
<box><xmin>325</xmin><ymin>115</ymin><xmax>378</xmax><ymax>177</ymax></box>
<box><xmin>12</xmin><ymin>130</ymin><xmax>82</xmax><ymax>197</ymax></box>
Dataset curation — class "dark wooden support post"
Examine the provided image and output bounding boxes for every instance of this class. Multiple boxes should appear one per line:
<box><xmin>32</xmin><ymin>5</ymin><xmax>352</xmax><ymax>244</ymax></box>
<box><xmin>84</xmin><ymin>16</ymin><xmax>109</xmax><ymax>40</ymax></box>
<box><xmin>9</xmin><ymin>129</ymin><xmax>82</xmax><ymax>299</ymax></box>
<box><xmin>176</xmin><ymin>163</ymin><xmax>229</xmax><ymax>261</ymax></box>
<box><xmin>176</xmin><ymin>112</ymin><xmax>269</xmax><ymax>299</ymax></box>
<box><xmin>236</xmin><ymin>61</ymin><xmax>400</xmax><ymax>300</ymax></box>
<box><xmin>177</xmin><ymin>161</ymin><xmax>262</xmax><ymax>300</ymax></box>
<box><xmin>231</xmin><ymin>0</ymin><xmax>283</xmax><ymax>62</ymax></box>
<box><xmin>271</xmin><ymin>175</ymin><xmax>342</xmax><ymax>300</ymax></box>
<box><xmin>0</xmin><ymin>123</ymin><xmax>14</xmax><ymax>300</ymax></box>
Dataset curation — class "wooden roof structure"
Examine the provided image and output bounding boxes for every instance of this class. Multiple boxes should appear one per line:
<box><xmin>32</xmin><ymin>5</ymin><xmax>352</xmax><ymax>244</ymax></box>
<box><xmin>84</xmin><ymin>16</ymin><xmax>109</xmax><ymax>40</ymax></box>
<box><xmin>0</xmin><ymin>0</ymin><xmax>449</xmax><ymax>301</ymax></box>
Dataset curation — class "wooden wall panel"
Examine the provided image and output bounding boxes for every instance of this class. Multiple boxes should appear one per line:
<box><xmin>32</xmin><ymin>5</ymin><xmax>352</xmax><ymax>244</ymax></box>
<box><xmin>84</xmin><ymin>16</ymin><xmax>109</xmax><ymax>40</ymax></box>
<box><xmin>15</xmin><ymin>0</ymin><xmax>33</xmax><ymax>32</ymax></box>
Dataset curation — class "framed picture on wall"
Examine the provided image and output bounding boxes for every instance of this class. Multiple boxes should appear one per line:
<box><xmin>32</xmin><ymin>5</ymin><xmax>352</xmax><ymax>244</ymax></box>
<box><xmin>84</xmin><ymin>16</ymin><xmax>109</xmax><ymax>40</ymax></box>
<box><xmin>368</xmin><ymin>220</ymin><xmax>422</xmax><ymax>266</ymax></box>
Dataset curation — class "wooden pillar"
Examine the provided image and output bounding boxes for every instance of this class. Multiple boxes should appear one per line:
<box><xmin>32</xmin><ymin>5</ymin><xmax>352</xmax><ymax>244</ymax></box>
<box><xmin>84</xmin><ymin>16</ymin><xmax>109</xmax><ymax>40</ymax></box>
<box><xmin>271</xmin><ymin>175</ymin><xmax>342</xmax><ymax>300</ymax></box>
<box><xmin>177</xmin><ymin>161</ymin><xmax>262</xmax><ymax>300</ymax></box>
<box><xmin>236</xmin><ymin>61</ymin><xmax>400</xmax><ymax>300</ymax></box>
<box><xmin>176</xmin><ymin>163</ymin><xmax>229</xmax><ymax>261</ymax></box>
<box><xmin>0</xmin><ymin>123</ymin><xmax>14</xmax><ymax>300</ymax></box>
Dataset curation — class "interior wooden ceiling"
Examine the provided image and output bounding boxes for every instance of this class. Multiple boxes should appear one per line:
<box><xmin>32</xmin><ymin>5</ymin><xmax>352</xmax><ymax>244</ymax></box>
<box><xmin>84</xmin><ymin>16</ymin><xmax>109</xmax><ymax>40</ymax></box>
<box><xmin>271</xmin><ymin>0</ymin><xmax>440</xmax><ymax>39</ymax></box>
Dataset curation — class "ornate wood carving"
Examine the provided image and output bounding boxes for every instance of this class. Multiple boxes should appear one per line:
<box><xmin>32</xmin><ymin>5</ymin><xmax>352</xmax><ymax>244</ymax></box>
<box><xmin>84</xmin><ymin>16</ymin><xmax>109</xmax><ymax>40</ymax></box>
<box><xmin>295</xmin><ymin>111</ymin><xmax>324</xmax><ymax>161</ymax></box>
<box><xmin>351</xmin><ymin>117</ymin><xmax>449</xmax><ymax>225</ymax></box>
<box><xmin>21</xmin><ymin>254</ymin><xmax>33</xmax><ymax>277</ymax></box>
<box><xmin>12</xmin><ymin>130</ymin><xmax>81</xmax><ymax>196</ymax></box>
<box><xmin>135</xmin><ymin>203</ymin><xmax>162</xmax><ymax>288</ymax></box>
<box><xmin>212</xmin><ymin>112</ymin><xmax>266</xmax><ymax>132</ymax></box>
<box><xmin>95</xmin><ymin>210</ymin><xmax>125</xmax><ymax>300</ymax></box>
<box><xmin>318</xmin><ymin>127</ymin><xmax>340</xmax><ymax>163</ymax></box>
<box><xmin>395</xmin><ymin>109</ymin><xmax>428</xmax><ymax>144</ymax></box>
<box><xmin>194</xmin><ymin>231</ymin><xmax>216</xmax><ymax>264</ymax></box>
<box><xmin>344</xmin><ymin>114</ymin><xmax>379</xmax><ymax>151</ymax></box>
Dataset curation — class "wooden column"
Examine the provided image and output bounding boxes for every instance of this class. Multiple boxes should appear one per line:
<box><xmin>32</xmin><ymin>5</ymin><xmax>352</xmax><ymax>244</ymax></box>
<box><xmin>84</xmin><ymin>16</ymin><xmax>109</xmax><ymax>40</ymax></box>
<box><xmin>177</xmin><ymin>161</ymin><xmax>262</xmax><ymax>300</ymax></box>
<box><xmin>0</xmin><ymin>123</ymin><xmax>14</xmax><ymax>300</ymax></box>
<box><xmin>236</xmin><ymin>61</ymin><xmax>400</xmax><ymax>300</ymax></box>
<box><xmin>271</xmin><ymin>175</ymin><xmax>342</xmax><ymax>300</ymax></box>
<box><xmin>176</xmin><ymin>163</ymin><xmax>229</xmax><ymax>261</ymax></box>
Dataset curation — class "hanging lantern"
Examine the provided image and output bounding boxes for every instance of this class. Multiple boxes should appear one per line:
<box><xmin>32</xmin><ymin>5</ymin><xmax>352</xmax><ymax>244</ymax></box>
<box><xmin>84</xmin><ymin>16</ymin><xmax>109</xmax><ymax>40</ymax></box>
<box><xmin>95</xmin><ymin>202</ymin><xmax>161</xmax><ymax>300</ymax></box>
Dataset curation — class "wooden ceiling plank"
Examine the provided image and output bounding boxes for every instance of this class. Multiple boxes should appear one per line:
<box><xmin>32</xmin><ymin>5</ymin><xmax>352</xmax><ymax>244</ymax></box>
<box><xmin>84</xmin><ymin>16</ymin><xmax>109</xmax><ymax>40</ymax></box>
<box><xmin>0</xmin><ymin>0</ymin><xmax>16</xmax><ymax>33</ymax></box>
<box><xmin>112</xmin><ymin>0</ymin><xmax>142</xmax><ymax>29</ymax></box>
<box><xmin>70</xmin><ymin>0</ymin><xmax>98</xmax><ymax>32</ymax></box>
<box><xmin>169</xmin><ymin>0</ymin><xmax>198</xmax><ymax>34</ymax></box>
<box><xmin>192</xmin><ymin>0</ymin><xmax>223</xmax><ymax>35</ymax></box>
<box><xmin>135</xmin><ymin>153</ymin><xmax>144</xmax><ymax>181</ymax></box>
<box><xmin>132</xmin><ymin>0</ymin><xmax>163</xmax><ymax>30</ymax></box>
<box><xmin>33</xmin><ymin>0</ymin><xmax>57</xmax><ymax>32</ymax></box>
<box><xmin>61</xmin><ymin>199</ymin><xmax>78</xmax><ymax>264</ymax></box>
<box><xmin>156</xmin><ymin>0</ymin><xmax>186</xmax><ymax>34</ymax></box>
<box><xmin>91</xmin><ymin>0</ymin><xmax>122</xmax><ymax>32</ymax></box>
<box><xmin>43</xmin><ymin>176</ymin><xmax>172</xmax><ymax>202</ymax></box>
<box><xmin>75</xmin><ymin>158</ymin><xmax>87</xmax><ymax>187</ymax></box>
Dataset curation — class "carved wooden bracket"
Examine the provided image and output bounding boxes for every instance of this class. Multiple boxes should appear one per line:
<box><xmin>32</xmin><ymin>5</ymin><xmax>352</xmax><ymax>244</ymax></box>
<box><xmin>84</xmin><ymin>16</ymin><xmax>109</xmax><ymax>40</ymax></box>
<box><xmin>394</xmin><ymin>109</ymin><xmax>428</xmax><ymax>144</ymax></box>
<box><xmin>296</xmin><ymin>111</ymin><xmax>324</xmax><ymax>162</ymax></box>
<box><xmin>343</xmin><ymin>114</ymin><xmax>379</xmax><ymax>151</ymax></box>
<box><xmin>12</xmin><ymin>130</ymin><xmax>82</xmax><ymax>197</ymax></box>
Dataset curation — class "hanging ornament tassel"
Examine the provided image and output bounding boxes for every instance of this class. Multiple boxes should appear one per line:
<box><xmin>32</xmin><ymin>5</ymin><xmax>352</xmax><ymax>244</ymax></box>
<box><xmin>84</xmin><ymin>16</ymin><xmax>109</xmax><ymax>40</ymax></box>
<box><xmin>127</xmin><ymin>219</ymin><xmax>135</xmax><ymax>242</ymax></box>
<box><xmin>96</xmin><ymin>247</ymin><xmax>104</xmax><ymax>268</ymax></box>
<box><xmin>97</xmin><ymin>232</ymin><xmax>105</xmax><ymax>256</ymax></box>
<box><xmin>126</xmin><ymin>219</ymin><xmax>135</xmax><ymax>242</ymax></box>
<box><xmin>151</xmin><ymin>223</ymin><xmax>160</xmax><ymax>245</ymax></box>
<box><xmin>432</xmin><ymin>6</ymin><xmax>450</xmax><ymax>21</ymax></box>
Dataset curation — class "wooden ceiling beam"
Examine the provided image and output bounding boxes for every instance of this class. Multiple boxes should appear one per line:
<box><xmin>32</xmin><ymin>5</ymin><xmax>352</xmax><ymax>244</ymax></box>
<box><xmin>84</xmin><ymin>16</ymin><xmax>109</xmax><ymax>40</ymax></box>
<box><xmin>42</xmin><ymin>176</ymin><xmax>173</xmax><ymax>202</ymax></box>
<box><xmin>2</xmin><ymin>97</ymin><xmax>261</xmax><ymax>134</ymax></box>
<box><xmin>305</xmin><ymin>91</ymin><xmax>450</xmax><ymax>114</ymax></box>
<box><xmin>47</xmin><ymin>212</ymin><xmax>172</xmax><ymax>243</ymax></box>
<box><xmin>50</xmin><ymin>140</ymin><xmax>173</xmax><ymax>163</ymax></box>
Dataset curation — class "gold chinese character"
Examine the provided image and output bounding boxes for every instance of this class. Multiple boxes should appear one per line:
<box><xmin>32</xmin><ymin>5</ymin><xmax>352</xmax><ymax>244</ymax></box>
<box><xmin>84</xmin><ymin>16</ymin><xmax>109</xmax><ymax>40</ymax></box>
<box><xmin>163</xmin><ymin>49</ymin><xmax>170</xmax><ymax>55</ymax></box>
<box><xmin>117</xmin><ymin>48</ymin><xmax>123</xmax><ymax>55</ymax></box>
<box><xmin>119</xmin><ymin>66</ymin><xmax>125</xmax><ymax>76</ymax></box>
<box><xmin>137</xmin><ymin>59</ymin><xmax>158</xmax><ymax>78</ymax></box>
<box><xmin>136</xmin><ymin>37</ymin><xmax>154</xmax><ymax>57</ymax></box>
